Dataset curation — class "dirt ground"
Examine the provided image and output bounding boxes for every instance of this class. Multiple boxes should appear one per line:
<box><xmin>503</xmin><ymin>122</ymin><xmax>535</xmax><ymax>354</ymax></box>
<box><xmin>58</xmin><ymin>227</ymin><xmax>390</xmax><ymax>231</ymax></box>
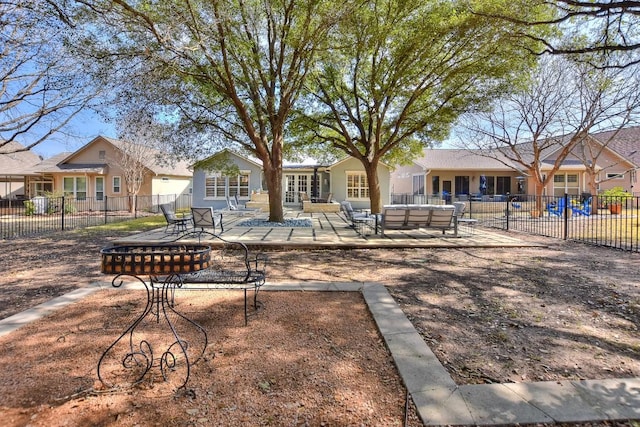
<box><xmin>1</xmin><ymin>227</ymin><xmax>639</xmax><ymax>426</ymax></box>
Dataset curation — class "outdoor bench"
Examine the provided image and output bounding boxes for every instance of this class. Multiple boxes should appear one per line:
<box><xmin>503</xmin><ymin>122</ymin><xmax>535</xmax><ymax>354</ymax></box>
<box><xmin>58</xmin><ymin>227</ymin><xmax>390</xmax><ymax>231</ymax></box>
<box><xmin>380</xmin><ymin>204</ymin><xmax>458</xmax><ymax>237</ymax></box>
<box><xmin>168</xmin><ymin>232</ymin><xmax>268</xmax><ymax>325</ymax></box>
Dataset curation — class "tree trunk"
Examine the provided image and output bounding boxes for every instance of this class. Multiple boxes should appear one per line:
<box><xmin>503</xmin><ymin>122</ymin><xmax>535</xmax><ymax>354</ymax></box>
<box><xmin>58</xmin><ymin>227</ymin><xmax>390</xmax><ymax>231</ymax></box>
<box><xmin>262</xmin><ymin>162</ymin><xmax>284</xmax><ymax>222</ymax></box>
<box><xmin>533</xmin><ymin>181</ymin><xmax>545</xmax><ymax>217</ymax></box>
<box><xmin>365</xmin><ymin>162</ymin><xmax>382</xmax><ymax>214</ymax></box>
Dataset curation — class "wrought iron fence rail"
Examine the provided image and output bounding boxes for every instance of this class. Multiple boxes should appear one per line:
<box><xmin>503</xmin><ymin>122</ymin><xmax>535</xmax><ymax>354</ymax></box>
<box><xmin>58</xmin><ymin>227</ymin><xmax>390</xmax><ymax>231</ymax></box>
<box><xmin>0</xmin><ymin>194</ymin><xmax>192</xmax><ymax>240</ymax></box>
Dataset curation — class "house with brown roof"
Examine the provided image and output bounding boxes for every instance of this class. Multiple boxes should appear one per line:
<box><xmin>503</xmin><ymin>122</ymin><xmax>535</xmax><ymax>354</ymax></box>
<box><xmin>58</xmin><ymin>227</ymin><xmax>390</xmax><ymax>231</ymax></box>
<box><xmin>391</xmin><ymin>127</ymin><xmax>640</xmax><ymax>201</ymax></box>
<box><xmin>0</xmin><ymin>141</ymin><xmax>42</xmax><ymax>199</ymax></box>
<box><xmin>20</xmin><ymin>136</ymin><xmax>192</xmax><ymax>209</ymax></box>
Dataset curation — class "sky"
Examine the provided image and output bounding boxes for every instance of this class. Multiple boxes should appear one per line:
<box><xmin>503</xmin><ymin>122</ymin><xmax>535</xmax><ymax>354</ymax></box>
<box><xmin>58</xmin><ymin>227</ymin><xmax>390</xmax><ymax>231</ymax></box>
<box><xmin>32</xmin><ymin>110</ymin><xmax>117</xmax><ymax>159</ymax></box>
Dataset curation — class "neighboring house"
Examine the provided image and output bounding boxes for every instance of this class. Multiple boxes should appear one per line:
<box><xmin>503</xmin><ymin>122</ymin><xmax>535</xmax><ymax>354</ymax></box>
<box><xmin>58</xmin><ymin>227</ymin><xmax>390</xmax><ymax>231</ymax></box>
<box><xmin>391</xmin><ymin>128</ymin><xmax>639</xmax><ymax>200</ymax></box>
<box><xmin>191</xmin><ymin>150</ymin><xmax>391</xmax><ymax>210</ymax></box>
<box><xmin>20</xmin><ymin>136</ymin><xmax>192</xmax><ymax>210</ymax></box>
<box><xmin>0</xmin><ymin>141</ymin><xmax>41</xmax><ymax>199</ymax></box>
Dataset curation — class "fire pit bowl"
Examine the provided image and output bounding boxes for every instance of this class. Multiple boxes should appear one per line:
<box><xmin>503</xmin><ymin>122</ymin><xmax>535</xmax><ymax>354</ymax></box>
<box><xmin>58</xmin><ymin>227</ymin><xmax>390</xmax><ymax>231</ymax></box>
<box><xmin>101</xmin><ymin>244</ymin><xmax>211</xmax><ymax>275</ymax></box>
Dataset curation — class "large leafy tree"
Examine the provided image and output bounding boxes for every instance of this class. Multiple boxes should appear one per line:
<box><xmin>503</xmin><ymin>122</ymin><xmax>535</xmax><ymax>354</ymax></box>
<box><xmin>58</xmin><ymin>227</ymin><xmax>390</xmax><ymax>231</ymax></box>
<box><xmin>65</xmin><ymin>0</ymin><xmax>346</xmax><ymax>222</ymax></box>
<box><xmin>292</xmin><ymin>0</ymin><xmax>544</xmax><ymax>213</ymax></box>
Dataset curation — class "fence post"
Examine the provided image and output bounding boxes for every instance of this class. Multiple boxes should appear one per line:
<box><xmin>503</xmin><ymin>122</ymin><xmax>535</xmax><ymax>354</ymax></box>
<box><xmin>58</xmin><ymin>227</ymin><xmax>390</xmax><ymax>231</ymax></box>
<box><xmin>135</xmin><ymin>195</ymin><xmax>138</xmax><ymax>219</ymax></box>
<box><xmin>505</xmin><ymin>195</ymin><xmax>510</xmax><ymax>231</ymax></box>
<box><xmin>61</xmin><ymin>195</ymin><xmax>65</xmax><ymax>231</ymax></box>
<box><xmin>104</xmin><ymin>195</ymin><xmax>108</xmax><ymax>225</ymax></box>
<box><xmin>563</xmin><ymin>193</ymin><xmax>569</xmax><ymax>240</ymax></box>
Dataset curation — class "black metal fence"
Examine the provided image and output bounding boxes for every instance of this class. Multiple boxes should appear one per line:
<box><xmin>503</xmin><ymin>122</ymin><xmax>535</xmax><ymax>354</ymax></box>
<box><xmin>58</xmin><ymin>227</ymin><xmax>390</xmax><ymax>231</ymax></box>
<box><xmin>0</xmin><ymin>194</ymin><xmax>192</xmax><ymax>239</ymax></box>
<box><xmin>390</xmin><ymin>193</ymin><xmax>640</xmax><ymax>252</ymax></box>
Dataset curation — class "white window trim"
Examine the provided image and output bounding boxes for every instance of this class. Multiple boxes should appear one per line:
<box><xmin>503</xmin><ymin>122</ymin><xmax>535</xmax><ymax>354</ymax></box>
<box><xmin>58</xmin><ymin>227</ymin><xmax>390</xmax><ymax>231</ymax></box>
<box><xmin>412</xmin><ymin>173</ymin><xmax>425</xmax><ymax>195</ymax></box>
<box><xmin>345</xmin><ymin>170</ymin><xmax>369</xmax><ymax>200</ymax></box>
<box><xmin>63</xmin><ymin>176</ymin><xmax>87</xmax><ymax>199</ymax></box>
<box><xmin>113</xmin><ymin>176</ymin><xmax>122</xmax><ymax>194</ymax></box>
<box><xmin>606</xmin><ymin>172</ymin><xmax>625</xmax><ymax>180</ymax></box>
<box><xmin>95</xmin><ymin>176</ymin><xmax>105</xmax><ymax>201</ymax></box>
<box><xmin>204</xmin><ymin>171</ymin><xmax>251</xmax><ymax>200</ymax></box>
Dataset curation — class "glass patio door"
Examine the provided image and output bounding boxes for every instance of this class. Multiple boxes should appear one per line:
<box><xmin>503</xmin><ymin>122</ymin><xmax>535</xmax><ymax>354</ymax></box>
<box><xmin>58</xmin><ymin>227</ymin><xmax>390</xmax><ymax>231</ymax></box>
<box><xmin>284</xmin><ymin>174</ymin><xmax>311</xmax><ymax>205</ymax></box>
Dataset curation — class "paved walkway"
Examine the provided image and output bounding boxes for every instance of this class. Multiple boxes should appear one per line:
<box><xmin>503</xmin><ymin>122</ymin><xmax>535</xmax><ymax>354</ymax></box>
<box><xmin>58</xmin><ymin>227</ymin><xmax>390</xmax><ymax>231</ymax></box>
<box><xmin>1</xmin><ymin>210</ymin><xmax>638</xmax><ymax>425</ymax></box>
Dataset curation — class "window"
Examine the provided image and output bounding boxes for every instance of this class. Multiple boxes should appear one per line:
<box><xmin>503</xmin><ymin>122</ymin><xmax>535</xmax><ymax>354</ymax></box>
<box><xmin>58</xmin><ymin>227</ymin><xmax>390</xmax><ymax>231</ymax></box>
<box><xmin>412</xmin><ymin>175</ymin><xmax>425</xmax><ymax>195</ymax></box>
<box><xmin>205</xmin><ymin>173</ymin><xmax>250</xmax><ymax>198</ymax></box>
<box><xmin>432</xmin><ymin>176</ymin><xmax>440</xmax><ymax>194</ymax></box>
<box><xmin>98</xmin><ymin>150</ymin><xmax>106</xmax><ymax>160</ymax></box>
<box><xmin>228</xmin><ymin>173</ymin><xmax>250</xmax><ymax>197</ymax></box>
<box><xmin>113</xmin><ymin>176</ymin><xmax>121</xmax><ymax>193</ymax></box>
<box><xmin>553</xmin><ymin>173</ymin><xmax>579</xmax><ymax>196</ymax></box>
<box><xmin>95</xmin><ymin>177</ymin><xmax>104</xmax><ymax>201</ymax></box>
<box><xmin>454</xmin><ymin>176</ymin><xmax>470</xmax><ymax>195</ymax></box>
<box><xmin>346</xmin><ymin>172</ymin><xmax>369</xmax><ymax>199</ymax></box>
<box><xmin>63</xmin><ymin>177</ymin><xmax>87</xmax><ymax>200</ymax></box>
<box><xmin>496</xmin><ymin>176</ymin><xmax>511</xmax><ymax>195</ymax></box>
<box><xmin>606</xmin><ymin>173</ymin><xmax>625</xmax><ymax>180</ymax></box>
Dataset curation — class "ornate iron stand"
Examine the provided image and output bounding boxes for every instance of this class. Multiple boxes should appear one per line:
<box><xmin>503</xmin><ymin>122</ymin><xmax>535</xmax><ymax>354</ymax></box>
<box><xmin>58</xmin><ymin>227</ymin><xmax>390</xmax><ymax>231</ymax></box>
<box><xmin>98</xmin><ymin>245</ymin><xmax>211</xmax><ymax>390</ymax></box>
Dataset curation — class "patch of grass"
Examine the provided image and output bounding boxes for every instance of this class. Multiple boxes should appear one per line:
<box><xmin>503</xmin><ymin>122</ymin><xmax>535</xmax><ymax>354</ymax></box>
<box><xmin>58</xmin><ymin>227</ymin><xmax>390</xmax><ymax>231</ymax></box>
<box><xmin>76</xmin><ymin>215</ymin><xmax>165</xmax><ymax>236</ymax></box>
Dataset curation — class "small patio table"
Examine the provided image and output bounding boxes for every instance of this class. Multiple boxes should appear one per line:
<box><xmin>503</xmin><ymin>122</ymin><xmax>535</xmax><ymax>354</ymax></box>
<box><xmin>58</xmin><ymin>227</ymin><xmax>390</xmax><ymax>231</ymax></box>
<box><xmin>97</xmin><ymin>244</ymin><xmax>211</xmax><ymax>390</ymax></box>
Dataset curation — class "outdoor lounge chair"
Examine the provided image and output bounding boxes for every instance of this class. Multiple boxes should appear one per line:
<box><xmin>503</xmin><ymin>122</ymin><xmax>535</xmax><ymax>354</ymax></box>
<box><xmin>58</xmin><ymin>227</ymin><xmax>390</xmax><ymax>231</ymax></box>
<box><xmin>160</xmin><ymin>203</ymin><xmax>192</xmax><ymax>234</ymax></box>
<box><xmin>227</xmin><ymin>195</ymin><xmax>258</xmax><ymax>213</ymax></box>
<box><xmin>571</xmin><ymin>197</ymin><xmax>592</xmax><ymax>216</ymax></box>
<box><xmin>340</xmin><ymin>201</ymin><xmax>369</xmax><ymax>226</ymax></box>
<box><xmin>547</xmin><ymin>197</ymin><xmax>567</xmax><ymax>217</ymax></box>
<box><xmin>191</xmin><ymin>207</ymin><xmax>224</xmax><ymax>237</ymax></box>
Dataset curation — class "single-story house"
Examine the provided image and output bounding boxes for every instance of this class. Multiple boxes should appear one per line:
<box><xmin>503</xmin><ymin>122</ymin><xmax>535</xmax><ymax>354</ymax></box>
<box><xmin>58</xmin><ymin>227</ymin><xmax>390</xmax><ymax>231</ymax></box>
<box><xmin>391</xmin><ymin>127</ymin><xmax>640</xmax><ymax>201</ymax></box>
<box><xmin>191</xmin><ymin>150</ymin><xmax>391</xmax><ymax>211</ymax></box>
<box><xmin>19</xmin><ymin>136</ymin><xmax>193</xmax><ymax>210</ymax></box>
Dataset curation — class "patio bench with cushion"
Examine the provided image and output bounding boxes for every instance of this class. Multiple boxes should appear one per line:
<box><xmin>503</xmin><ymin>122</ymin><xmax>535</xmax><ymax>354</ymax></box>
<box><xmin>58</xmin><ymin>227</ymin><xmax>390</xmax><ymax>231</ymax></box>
<box><xmin>380</xmin><ymin>204</ymin><xmax>458</xmax><ymax>237</ymax></box>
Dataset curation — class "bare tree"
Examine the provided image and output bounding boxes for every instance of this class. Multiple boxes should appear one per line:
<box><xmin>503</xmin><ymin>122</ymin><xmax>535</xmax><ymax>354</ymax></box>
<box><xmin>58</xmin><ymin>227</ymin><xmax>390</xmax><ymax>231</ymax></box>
<box><xmin>469</xmin><ymin>1</ymin><xmax>640</xmax><ymax>68</ymax></box>
<box><xmin>459</xmin><ymin>55</ymin><xmax>640</xmax><ymax>215</ymax></box>
<box><xmin>113</xmin><ymin>112</ymin><xmax>166</xmax><ymax>213</ymax></box>
<box><xmin>0</xmin><ymin>1</ymin><xmax>99</xmax><ymax>153</ymax></box>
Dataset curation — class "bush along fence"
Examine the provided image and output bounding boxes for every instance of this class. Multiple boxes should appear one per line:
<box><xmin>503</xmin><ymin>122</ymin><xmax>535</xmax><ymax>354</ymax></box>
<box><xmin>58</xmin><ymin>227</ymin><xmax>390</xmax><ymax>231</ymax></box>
<box><xmin>0</xmin><ymin>194</ymin><xmax>192</xmax><ymax>239</ymax></box>
<box><xmin>391</xmin><ymin>192</ymin><xmax>640</xmax><ymax>252</ymax></box>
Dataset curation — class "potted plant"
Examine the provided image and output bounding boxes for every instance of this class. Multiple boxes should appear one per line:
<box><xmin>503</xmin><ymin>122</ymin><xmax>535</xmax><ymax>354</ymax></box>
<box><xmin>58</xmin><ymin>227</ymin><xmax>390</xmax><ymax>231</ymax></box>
<box><xmin>601</xmin><ymin>186</ymin><xmax>631</xmax><ymax>214</ymax></box>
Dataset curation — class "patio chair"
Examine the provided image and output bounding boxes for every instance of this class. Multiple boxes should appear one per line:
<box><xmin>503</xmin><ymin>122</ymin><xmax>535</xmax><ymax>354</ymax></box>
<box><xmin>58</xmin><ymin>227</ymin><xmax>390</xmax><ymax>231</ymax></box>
<box><xmin>572</xmin><ymin>197</ymin><xmax>592</xmax><ymax>216</ymax></box>
<box><xmin>227</xmin><ymin>195</ymin><xmax>258</xmax><ymax>214</ymax></box>
<box><xmin>547</xmin><ymin>197</ymin><xmax>566</xmax><ymax>217</ymax></box>
<box><xmin>315</xmin><ymin>192</ymin><xmax>333</xmax><ymax>203</ymax></box>
<box><xmin>340</xmin><ymin>201</ymin><xmax>369</xmax><ymax>227</ymax></box>
<box><xmin>299</xmin><ymin>191</ymin><xmax>310</xmax><ymax>208</ymax></box>
<box><xmin>160</xmin><ymin>203</ymin><xmax>192</xmax><ymax>234</ymax></box>
<box><xmin>191</xmin><ymin>207</ymin><xmax>224</xmax><ymax>237</ymax></box>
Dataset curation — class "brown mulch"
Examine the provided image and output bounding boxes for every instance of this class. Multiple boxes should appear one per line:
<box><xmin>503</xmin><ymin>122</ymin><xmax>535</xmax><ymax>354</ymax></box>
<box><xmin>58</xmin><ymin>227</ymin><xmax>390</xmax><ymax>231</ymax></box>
<box><xmin>1</xmin><ymin>227</ymin><xmax>639</xmax><ymax>426</ymax></box>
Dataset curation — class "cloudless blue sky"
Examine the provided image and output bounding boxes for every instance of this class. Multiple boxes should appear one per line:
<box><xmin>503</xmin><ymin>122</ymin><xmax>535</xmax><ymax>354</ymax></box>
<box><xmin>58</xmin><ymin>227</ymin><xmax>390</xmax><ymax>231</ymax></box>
<box><xmin>32</xmin><ymin>110</ymin><xmax>117</xmax><ymax>159</ymax></box>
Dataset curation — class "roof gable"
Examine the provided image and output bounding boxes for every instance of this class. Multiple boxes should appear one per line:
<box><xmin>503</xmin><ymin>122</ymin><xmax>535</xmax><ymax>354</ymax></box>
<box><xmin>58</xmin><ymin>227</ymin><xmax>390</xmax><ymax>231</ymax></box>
<box><xmin>55</xmin><ymin>136</ymin><xmax>192</xmax><ymax>177</ymax></box>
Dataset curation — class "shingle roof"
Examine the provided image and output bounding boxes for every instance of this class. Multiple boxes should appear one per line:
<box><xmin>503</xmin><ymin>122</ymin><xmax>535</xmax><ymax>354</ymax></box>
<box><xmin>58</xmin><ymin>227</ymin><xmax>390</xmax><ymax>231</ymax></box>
<box><xmin>0</xmin><ymin>141</ymin><xmax>42</xmax><ymax>175</ymax></box>
<box><xmin>101</xmin><ymin>137</ymin><xmax>192</xmax><ymax>177</ymax></box>
<box><xmin>414</xmin><ymin>149</ymin><xmax>521</xmax><ymax>171</ymax></box>
<box><xmin>591</xmin><ymin>126</ymin><xmax>640</xmax><ymax>166</ymax></box>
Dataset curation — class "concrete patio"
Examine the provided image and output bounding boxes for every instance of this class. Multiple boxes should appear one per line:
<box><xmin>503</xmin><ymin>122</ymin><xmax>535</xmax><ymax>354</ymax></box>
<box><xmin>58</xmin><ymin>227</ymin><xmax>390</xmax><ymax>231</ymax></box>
<box><xmin>115</xmin><ymin>209</ymin><xmax>540</xmax><ymax>249</ymax></box>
